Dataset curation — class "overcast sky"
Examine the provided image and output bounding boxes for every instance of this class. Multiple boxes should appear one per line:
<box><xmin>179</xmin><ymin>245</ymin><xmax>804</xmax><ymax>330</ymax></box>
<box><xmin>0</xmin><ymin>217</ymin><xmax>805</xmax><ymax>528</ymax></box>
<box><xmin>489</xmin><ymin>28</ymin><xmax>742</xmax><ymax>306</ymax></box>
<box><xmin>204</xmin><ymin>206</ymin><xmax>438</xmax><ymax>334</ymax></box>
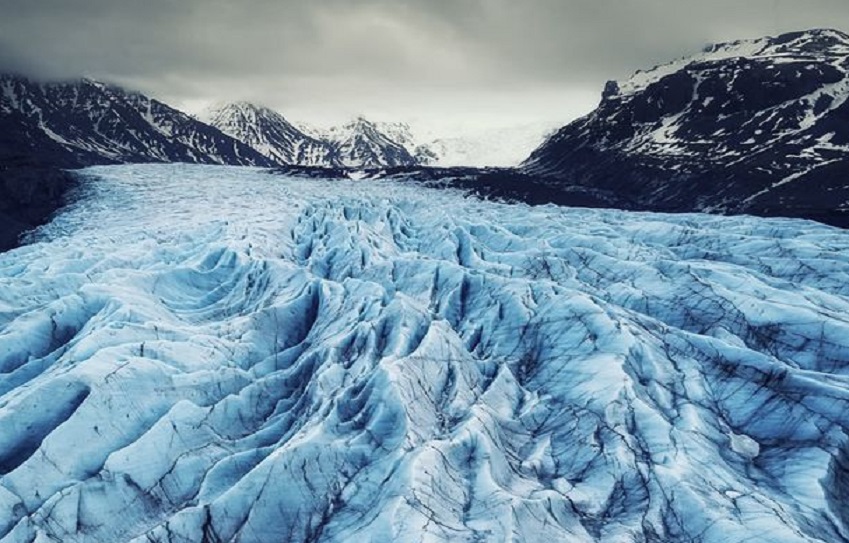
<box><xmin>1</xmin><ymin>0</ymin><xmax>848</xmax><ymax>133</ymax></box>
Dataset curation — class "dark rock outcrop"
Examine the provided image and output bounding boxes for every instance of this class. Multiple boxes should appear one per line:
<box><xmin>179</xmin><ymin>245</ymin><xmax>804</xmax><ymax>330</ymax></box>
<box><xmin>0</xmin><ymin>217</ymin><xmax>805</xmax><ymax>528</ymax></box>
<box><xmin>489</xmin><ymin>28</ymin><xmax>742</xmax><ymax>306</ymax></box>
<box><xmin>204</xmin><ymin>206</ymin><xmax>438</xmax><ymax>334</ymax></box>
<box><xmin>520</xmin><ymin>28</ymin><xmax>849</xmax><ymax>227</ymax></box>
<box><xmin>0</xmin><ymin>166</ymin><xmax>77</xmax><ymax>252</ymax></box>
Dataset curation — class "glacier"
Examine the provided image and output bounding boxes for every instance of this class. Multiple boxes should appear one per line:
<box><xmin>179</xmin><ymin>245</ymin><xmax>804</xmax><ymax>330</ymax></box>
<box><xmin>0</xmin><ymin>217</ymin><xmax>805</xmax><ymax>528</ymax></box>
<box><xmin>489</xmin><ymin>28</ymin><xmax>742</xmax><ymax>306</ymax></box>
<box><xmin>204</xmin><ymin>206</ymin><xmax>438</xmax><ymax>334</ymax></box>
<box><xmin>1</xmin><ymin>164</ymin><xmax>849</xmax><ymax>542</ymax></box>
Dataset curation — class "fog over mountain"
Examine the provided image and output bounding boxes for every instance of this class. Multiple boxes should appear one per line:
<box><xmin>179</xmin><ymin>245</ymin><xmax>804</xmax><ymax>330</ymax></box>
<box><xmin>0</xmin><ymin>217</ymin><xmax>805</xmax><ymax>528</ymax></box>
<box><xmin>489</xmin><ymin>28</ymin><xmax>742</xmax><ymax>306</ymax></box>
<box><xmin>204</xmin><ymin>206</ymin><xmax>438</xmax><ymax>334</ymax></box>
<box><xmin>2</xmin><ymin>0</ymin><xmax>849</xmax><ymax>133</ymax></box>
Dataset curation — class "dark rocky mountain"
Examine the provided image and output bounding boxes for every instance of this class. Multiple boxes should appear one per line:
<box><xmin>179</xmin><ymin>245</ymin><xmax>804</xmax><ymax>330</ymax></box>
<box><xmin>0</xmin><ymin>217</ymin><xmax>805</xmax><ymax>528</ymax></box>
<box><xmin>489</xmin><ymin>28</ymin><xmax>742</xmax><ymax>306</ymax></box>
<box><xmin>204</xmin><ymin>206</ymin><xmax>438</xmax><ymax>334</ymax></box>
<box><xmin>201</xmin><ymin>102</ymin><xmax>338</xmax><ymax>166</ymax></box>
<box><xmin>0</xmin><ymin>75</ymin><xmax>274</xmax><ymax>168</ymax></box>
<box><xmin>521</xmin><ymin>28</ymin><xmax>849</xmax><ymax>227</ymax></box>
<box><xmin>0</xmin><ymin>74</ymin><xmax>276</xmax><ymax>251</ymax></box>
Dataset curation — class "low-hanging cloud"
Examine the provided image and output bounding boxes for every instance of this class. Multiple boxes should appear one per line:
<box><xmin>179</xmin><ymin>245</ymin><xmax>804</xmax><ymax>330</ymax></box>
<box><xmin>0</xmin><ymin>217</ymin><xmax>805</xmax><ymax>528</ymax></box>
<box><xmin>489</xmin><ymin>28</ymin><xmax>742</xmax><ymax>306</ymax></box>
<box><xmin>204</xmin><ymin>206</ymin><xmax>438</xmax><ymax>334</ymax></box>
<box><xmin>1</xmin><ymin>0</ymin><xmax>847</xmax><ymax>129</ymax></box>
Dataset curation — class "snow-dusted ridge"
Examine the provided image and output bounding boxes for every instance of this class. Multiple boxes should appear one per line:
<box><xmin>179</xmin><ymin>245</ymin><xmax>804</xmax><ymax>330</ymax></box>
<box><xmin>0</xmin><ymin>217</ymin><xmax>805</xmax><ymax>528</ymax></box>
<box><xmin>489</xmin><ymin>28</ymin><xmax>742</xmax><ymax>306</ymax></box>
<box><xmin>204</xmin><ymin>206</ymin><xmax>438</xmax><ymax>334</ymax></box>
<box><xmin>212</xmin><ymin>104</ymin><xmax>560</xmax><ymax>169</ymax></box>
<box><xmin>618</xmin><ymin>28</ymin><xmax>849</xmax><ymax>96</ymax></box>
<box><xmin>523</xmin><ymin>28</ymin><xmax>849</xmax><ymax>226</ymax></box>
<box><xmin>325</xmin><ymin>116</ymin><xmax>418</xmax><ymax>168</ymax></box>
<box><xmin>2</xmin><ymin>164</ymin><xmax>849</xmax><ymax>542</ymax></box>
<box><xmin>204</xmin><ymin>105</ymin><xmax>426</xmax><ymax>168</ymax></box>
<box><xmin>0</xmin><ymin>75</ymin><xmax>272</xmax><ymax>168</ymax></box>
<box><xmin>200</xmin><ymin>102</ymin><xmax>336</xmax><ymax>167</ymax></box>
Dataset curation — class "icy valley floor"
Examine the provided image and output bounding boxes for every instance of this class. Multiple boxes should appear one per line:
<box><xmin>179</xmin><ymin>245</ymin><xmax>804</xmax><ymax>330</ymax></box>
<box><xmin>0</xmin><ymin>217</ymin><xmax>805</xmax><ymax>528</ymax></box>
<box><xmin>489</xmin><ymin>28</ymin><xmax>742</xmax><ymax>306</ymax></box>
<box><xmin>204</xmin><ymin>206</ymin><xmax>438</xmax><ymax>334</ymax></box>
<box><xmin>2</xmin><ymin>164</ymin><xmax>849</xmax><ymax>542</ymax></box>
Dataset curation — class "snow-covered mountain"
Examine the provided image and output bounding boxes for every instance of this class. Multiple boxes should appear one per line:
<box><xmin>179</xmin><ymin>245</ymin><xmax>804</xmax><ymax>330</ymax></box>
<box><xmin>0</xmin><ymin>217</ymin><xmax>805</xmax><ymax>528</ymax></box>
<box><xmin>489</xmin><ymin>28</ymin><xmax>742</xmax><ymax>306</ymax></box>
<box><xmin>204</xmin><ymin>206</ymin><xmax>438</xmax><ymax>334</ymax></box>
<box><xmin>3</xmin><ymin>163</ymin><xmax>849</xmax><ymax>542</ymax></box>
<box><xmin>0</xmin><ymin>70</ymin><xmax>557</xmax><ymax>172</ymax></box>
<box><xmin>323</xmin><ymin>116</ymin><xmax>419</xmax><ymax>168</ymax></box>
<box><xmin>200</xmin><ymin>102</ymin><xmax>337</xmax><ymax>166</ymax></box>
<box><xmin>0</xmin><ymin>75</ymin><xmax>273</xmax><ymax>168</ymax></box>
<box><xmin>370</xmin><ymin>120</ymin><xmax>440</xmax><ymax>165</ymax></box>
<box><xmin>204</xmin><ymin>107</ymin><xmax>424</xmax><ymax>168</ymax></box>
<box><xmin>522</xmin><ymin>28</ymin><xmax>849</xmax><ymax>226</ymax></box>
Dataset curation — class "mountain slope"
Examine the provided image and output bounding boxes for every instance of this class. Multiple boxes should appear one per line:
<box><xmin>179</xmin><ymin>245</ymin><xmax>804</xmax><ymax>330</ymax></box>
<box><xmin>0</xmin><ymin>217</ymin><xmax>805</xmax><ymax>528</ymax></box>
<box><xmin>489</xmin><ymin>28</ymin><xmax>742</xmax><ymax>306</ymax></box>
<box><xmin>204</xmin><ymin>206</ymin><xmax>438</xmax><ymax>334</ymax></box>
<box><xmin>2</xmin><ymin>163</ymin><xmax>849</xmax><ymax>542</ymax></box>
<box><xmin>324</xmin><ymin>116</ymin><xmax>419</xmax><ymax>168</ymax></box>
<box><xmin>522</xmin><ymin>28</ymin><xmax>849</xmax><ymax>226</ymax></box>
<box><xmin>0</xmin><ymin>75</ymin><xmax>274</xmax><ymax>168</ymax></box>
<box><xmin>201</xmin><ymin>102</ymin><xmax>336</xmax><ymax>166</ymax></box>
<box><xmin>208</xmin><ymin>109</ymin><xmax>424</xmax><ymax>169</ymax></box>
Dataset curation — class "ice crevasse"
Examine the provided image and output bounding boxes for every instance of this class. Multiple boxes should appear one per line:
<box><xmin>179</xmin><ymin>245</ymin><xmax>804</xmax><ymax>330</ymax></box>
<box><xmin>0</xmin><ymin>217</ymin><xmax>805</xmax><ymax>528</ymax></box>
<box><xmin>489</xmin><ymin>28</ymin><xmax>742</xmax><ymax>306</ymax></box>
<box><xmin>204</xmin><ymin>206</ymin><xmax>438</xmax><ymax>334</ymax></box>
<box><xmin>0</xmin><ymin>164</ymin><xmax>848</xmax><ymax>542</ymax></box>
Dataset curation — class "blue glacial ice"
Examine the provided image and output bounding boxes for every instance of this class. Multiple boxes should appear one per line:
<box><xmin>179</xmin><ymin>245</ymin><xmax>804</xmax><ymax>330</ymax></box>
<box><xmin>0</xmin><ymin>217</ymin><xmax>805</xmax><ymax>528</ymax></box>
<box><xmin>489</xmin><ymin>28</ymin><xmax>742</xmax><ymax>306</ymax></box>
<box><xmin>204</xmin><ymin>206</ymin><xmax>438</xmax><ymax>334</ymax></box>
<box><xmin>1</xmin><ymin>164</ymin><xmax>849</xmax><ymax>542</ymax></box>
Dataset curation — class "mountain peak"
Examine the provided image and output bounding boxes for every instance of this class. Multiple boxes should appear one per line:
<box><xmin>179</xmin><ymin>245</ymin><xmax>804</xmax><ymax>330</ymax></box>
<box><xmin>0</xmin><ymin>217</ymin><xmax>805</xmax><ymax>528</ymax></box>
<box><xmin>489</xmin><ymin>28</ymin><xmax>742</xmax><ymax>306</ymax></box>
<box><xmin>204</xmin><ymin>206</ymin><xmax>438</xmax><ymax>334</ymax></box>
<box><xmin>202</xmin><ymin>101</ymin><xmax>281</xmax><ymax>124</ymax></box>
<box><xmin>203</xmin><ymin>106</ymin><xmax>423</xmax><ymax>168</ymax></box>
<box><xmin>202</xmin><ymin>101</ymin><xmax>335</xmax><ymax>167</ymax></box>
<box><xmin>79</xmin><ymin>77</ymin><xmax>108</xmax><ymax>89</ymax></box>
<box><xmin>328</xmin><ymin>116</ymin><xmax>417</xmax><ymax>168</ymax></box>
<box><xmin>704</xmin><ymin>27</ymin><xmax>849</xmax><ymax>57</ymax></box>
<box><xmin>340</xmin><ymin>115</ymin><xmax>379</xmax><ymax>133</ymax></box>
<box><xmin>767</xmin><ymin>27</ymin><xmax>849</xmax><ymax>47</ymax></box>
<box><xmin>0</xmin><ymin>76</ymin><xmax>272</xmax><ymax>168</ymax></box>
<box><xmin>614</xmin><ymin>28</ymin><xmax>849</xmax><ymax>98</ymax></box>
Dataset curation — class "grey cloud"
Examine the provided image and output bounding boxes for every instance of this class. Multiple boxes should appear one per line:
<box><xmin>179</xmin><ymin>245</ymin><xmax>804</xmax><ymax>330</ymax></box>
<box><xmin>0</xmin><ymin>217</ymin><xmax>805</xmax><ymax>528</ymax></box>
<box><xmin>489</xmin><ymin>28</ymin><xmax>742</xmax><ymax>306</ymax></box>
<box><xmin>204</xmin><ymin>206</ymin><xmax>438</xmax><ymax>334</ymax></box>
<box><xmin>1</xmin><ymin>0</ymin><xmax>848</xmax><ymax>127</ymax></box>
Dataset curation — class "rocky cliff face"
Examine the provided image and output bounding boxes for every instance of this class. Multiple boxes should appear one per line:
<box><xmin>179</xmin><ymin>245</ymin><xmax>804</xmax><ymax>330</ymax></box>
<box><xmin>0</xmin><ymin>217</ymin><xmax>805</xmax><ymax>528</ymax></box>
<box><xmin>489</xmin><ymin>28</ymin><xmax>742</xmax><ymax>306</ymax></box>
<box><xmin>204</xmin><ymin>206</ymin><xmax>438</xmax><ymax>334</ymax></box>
<box><xmin>201</xmin><ymin>102</ymin><xmax>337</xmax><ymax>166</ymax></box>
<box><xmin>522</xmin><ymin>29</ymin><xmax>849</xmax><ymax>226</ymax></box>
<box><xmin>0</xmin><ymin>75</ymin><xmax>273</xmax><ymax>168</ymax></box>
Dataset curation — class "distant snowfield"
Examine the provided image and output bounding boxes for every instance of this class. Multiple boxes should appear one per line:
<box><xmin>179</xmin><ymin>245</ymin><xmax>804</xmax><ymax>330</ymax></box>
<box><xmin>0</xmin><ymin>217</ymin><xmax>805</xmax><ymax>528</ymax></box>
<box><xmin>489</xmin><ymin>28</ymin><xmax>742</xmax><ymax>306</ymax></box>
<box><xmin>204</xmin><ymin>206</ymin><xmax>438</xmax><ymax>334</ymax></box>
<box><xmin>423</xmin><ymin>121</ymin><xmax>562</xmax><ymax>167</ymax></box>
<box><xmin>2</xmin><ymin>164</ymin><xmax>849</xmax><ymax>542</ymax></box>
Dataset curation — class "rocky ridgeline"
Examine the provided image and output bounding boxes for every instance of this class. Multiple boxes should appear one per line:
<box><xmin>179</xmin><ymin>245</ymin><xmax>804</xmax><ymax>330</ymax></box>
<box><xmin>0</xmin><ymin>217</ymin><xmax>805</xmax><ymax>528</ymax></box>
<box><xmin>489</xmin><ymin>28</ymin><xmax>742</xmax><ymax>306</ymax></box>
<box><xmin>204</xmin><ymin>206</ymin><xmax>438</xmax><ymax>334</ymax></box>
<box><xmin>521</xmin><ymin>29</ymin><xmax>849</xmax><ymax>226</ymax></box>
